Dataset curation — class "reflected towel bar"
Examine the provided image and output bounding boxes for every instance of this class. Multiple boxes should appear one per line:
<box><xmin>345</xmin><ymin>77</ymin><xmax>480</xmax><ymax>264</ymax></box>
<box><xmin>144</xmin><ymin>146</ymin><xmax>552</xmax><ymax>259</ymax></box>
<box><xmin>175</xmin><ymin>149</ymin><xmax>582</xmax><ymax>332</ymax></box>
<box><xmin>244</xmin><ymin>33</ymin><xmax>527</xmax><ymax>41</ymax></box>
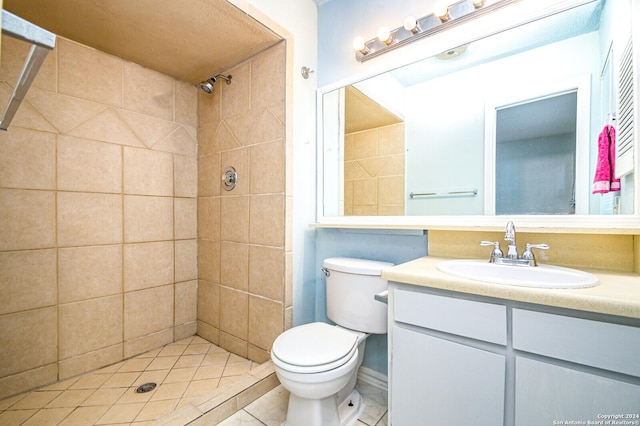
<box><xmin>409</xmin><ymin>189</ymin><xmax>478</xmax><ymax>198</ymax></box>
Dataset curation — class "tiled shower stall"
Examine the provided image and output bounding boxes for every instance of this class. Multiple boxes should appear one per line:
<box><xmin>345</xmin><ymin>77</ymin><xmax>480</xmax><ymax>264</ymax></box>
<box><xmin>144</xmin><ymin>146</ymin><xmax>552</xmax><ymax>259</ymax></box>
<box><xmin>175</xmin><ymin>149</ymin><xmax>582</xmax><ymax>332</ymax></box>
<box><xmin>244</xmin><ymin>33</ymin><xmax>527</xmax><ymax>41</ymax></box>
<box><xmin>0</xmin><ymin>33</ymin><xmax>291</xmax><ymax>400</ymax></box>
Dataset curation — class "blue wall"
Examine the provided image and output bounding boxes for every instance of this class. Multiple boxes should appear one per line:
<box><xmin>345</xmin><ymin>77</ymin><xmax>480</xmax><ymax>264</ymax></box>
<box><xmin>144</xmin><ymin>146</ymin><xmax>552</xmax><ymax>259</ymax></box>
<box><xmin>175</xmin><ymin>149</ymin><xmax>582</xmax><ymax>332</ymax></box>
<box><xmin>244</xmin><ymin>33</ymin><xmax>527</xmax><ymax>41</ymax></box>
<box><xmin>311</xmin><ymin>228</ymin><xmax>428</xmax><ymax>374</ymax></box>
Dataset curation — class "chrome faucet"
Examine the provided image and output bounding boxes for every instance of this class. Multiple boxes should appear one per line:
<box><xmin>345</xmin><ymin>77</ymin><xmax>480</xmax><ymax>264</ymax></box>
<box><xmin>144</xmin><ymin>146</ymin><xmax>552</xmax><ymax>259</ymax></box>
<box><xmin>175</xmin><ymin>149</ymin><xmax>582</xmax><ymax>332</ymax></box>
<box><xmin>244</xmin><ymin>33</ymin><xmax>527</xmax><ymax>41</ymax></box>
<box><xmin>504</xmin><ymin>221</ymin><xmax>518</xmax><ymax>259</ymax></box>
<box><xmin>480</xmin><ymin>221</ymin><xmax>549</xmax><ymax>266</ymax></box>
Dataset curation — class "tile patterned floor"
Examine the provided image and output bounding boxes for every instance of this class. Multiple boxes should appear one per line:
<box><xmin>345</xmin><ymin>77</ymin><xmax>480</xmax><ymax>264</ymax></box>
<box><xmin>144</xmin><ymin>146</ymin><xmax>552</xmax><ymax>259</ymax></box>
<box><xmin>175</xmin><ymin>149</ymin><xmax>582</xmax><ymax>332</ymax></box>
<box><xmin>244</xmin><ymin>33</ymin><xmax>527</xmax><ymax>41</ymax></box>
<box><xmin>0</xmin><ymin>336</ymin><xmax>260</xmax><ymax>425</ymax></box>
<box><xmin>215</xmin><ymin>381</ymin><xmax>389</xmax><ymax>426</ymax></box>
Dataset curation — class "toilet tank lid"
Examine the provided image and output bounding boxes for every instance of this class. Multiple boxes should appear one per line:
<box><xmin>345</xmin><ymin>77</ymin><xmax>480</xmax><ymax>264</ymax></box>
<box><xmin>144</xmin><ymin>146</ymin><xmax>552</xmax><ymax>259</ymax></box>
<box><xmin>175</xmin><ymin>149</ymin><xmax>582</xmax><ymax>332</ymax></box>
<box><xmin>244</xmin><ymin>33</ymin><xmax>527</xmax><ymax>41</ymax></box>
<box><xmin>323</xmin><ymin>257</ymin><xmax>394</xmax><ymax>276</ymax></box>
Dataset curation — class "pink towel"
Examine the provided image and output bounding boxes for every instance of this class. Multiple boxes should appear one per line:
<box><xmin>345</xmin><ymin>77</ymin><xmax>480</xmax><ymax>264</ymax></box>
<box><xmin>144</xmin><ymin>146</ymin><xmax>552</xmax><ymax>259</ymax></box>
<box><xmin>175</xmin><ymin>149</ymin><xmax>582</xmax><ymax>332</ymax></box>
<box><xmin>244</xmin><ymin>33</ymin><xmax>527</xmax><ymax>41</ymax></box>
<box><xmin>592</xmin><ymin>124</ymin><xmax>621</xmax><ymax>194</ymax></box>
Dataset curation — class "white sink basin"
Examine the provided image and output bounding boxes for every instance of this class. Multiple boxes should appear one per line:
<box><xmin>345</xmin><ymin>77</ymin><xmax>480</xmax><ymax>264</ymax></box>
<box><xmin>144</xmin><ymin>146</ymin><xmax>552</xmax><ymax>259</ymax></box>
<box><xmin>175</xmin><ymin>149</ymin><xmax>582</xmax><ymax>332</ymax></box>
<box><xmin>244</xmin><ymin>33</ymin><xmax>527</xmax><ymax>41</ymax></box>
<box><xmin>437</xmin><ymin>259</ymin><xmax>599</xmax><ymax>289</ymax></box>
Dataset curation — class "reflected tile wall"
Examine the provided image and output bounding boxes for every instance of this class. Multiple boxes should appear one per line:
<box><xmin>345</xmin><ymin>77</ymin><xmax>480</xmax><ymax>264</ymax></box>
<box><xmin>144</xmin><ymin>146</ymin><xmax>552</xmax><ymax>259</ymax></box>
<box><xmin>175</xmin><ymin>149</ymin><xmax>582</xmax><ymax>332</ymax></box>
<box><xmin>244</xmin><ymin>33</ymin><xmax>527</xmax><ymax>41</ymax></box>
<box><xmin>197</xmin><ymin>41</ymin><xmax>290</xmax><ymax>364</ymax></box>
<box><xmin>0</xmin><ymin>35</ymin><xmax>198</xmax><ymax>399</ymax></box>
<box><xmin>344</xmin><ymin>123</ymin><xmax>405</xmax><ymax>216</ymax></box>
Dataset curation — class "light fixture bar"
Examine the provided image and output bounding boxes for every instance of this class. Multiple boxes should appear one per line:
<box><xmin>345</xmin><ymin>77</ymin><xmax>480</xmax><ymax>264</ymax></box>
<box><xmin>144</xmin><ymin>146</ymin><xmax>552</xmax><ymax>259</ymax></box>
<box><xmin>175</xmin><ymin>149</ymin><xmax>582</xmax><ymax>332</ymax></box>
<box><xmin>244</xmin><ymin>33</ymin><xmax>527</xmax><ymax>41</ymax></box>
<box><xmin>354</xmin><ymin>0</ymin><xmax>520</xmax><ymax>62</ymax></box>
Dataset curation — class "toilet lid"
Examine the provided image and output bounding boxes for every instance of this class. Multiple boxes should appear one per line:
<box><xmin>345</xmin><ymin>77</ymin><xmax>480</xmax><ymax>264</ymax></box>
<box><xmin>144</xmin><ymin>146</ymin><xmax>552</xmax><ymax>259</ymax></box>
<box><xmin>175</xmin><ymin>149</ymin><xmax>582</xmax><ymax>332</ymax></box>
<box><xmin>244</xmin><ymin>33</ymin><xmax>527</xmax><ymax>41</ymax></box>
<box><xmin>272</xmin><ymin>322</ymin><xmax>358</xmax><ymax>371</ymax></box>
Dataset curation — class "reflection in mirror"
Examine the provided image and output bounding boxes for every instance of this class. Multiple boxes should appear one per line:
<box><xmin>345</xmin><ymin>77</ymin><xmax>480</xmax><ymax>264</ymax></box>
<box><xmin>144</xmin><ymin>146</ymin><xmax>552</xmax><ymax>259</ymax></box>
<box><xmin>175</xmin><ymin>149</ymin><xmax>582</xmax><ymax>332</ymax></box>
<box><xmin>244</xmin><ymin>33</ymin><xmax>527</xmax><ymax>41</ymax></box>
<box><xmin>320</xmin><ymin>0</ymin><xmax>636</xmax><ymax>221</ymax></box>
<box><xmin>495</xmin><ymin>91</ymin><xmax>578</xmax><ymax>215</ymax></box>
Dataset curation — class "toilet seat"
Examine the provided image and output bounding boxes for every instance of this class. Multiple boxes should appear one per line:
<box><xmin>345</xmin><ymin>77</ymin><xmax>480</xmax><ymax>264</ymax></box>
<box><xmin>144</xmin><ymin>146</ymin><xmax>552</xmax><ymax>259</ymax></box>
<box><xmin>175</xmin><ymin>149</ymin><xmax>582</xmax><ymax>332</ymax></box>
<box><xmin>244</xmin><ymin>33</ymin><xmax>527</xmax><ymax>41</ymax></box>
<box><xmin>271</xmin><ymin>322</ymin><xmax>359</xmax><ymax>374</ymax></box>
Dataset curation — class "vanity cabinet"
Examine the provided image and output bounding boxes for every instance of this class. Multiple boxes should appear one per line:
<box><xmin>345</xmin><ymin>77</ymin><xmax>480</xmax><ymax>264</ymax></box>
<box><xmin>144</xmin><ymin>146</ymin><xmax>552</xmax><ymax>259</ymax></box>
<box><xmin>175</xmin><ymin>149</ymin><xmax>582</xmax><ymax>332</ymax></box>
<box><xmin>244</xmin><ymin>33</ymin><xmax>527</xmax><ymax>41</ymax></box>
<box><xmin>389</xmin><ymin>284</ymin><xmax>640</xmax><ymax>426</ymax></box>
<box><xmin>391</xmin><ymin>289</ymin><xmax>507</xmax><ymax>425</ymax></box>
<box><xmin>512</xmin><ymin>309</ymin><xmax>640</xmax><ymax>425</ymax></box>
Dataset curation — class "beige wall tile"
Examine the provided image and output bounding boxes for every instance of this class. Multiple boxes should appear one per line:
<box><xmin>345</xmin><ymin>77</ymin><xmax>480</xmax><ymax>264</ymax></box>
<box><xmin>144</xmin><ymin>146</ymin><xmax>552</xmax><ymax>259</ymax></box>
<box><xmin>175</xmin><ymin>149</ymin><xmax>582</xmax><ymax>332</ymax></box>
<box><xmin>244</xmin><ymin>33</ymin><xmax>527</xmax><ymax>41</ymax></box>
<box><xmin>175</xmin><ymin>322</ymin><xmax>197</xmax><ymax>341</ymax></box>
<box><xmin>198</xmin><ymin>154</ymin><xmax>221</xmax><ymax>197</ymax></box>
<box><xmin>221</xmin><ymin>62</ymin><xmax>250</xmax><ymax>120</ymax></box>
<box><xmin>378</xmin><ymin>176</ymin><xmax>405</xmax><ymax>205</ymax></box>
<box><xmin>123</xmin><ymin>62</ymin><xmax>174</xmax><ymax>121</ymax></box>
<box><xmin>1</xmin><ymin>189</ymin><xmax>55</xmax><ymax>251</ymax></box>
<box><xmin>251</xmin><ymin>42</ymin><xmax>286</xmax><ymax>110</ymax></box>
<box><xmin>124</xmin><ymin>195</ymin><xmax>173</xmax><ymax>243</ymax></box>
<box><xmin>248</xmin><ymin>109</ymin><xmax>285</xmax><ymax>145</ymax></box>
<box><xmin>219</xmin><ymin>332</ymin><xmax>248</xmax><ymax>359</ymax></box>
<box><xmin>124</xmin><ymin>285</ymin><xmax>174</xmax><ymax>340</ymax></box>
<box><xmin>175</xmin><ymin>239</ymin><xmax>198</xmax><ymax>282</ymax></box>
<box><xmin>198</xmin><ymin>239</ymin><xmax>220</xmax><ymax>284</ymax></box>
<box><xmin>0</xmin><ymin>365</ymin><xmax>58</xmax><ymax>401</ymax></box>
<box><xmin>58</xmin><ymin>135</ymin><xmax>122</xmax><ymax>193</ymax></box>
<box><xmin>58</xmin><ymin>192</ymin><xmax>122</xmax><ymax>247</ymax></box>
<box><xmin>26</xmin><ymin>88</ymin><xmax>107</xmax><ymax>135</ymax></box>
<box><xmin>153</xmin><ymin>125</ymin><xmax>197</xmax><ymax>157</ymax></box>
<box><xmin>219</xmin><ymin>287</ymin><xmax>248</xmax><ymax>340</ymax></box>
<box><xmin>58</xmin><ymin>245</ymin><xmax>122</xmax><ymax>304</ymax></box>
<box><xmin>58</xmin><ymin>344</ymin><xmax>123</xmax><ymax>380</ymax></box>
<box><xmin>174</xmin><ymin>155</ymin><xmax>197</xmax><ymax>198</ymax></box>
<box><xmin>352</xmin><ymin>179</ymin><xmax>377</xmax><ymax>206</ymax></box>
<box><xmin>248</xmin><ymin>296</ymin><xmax>282</xmax><ymax>351</ymax></box>
<box><xmin>249</xmin><ymin>246</ymin><xmax>284</xmax><ymax>301</ymax></box>
<box><xmin>175</xmin><ymin>80</ymin><xmax>198</xmax><ymax>127</ymax></box>
<box><xmin>1</xmin><ymin>35</ymin><xmax>55</xmax><ymax>92</ymax></box>
<box><xmin>285</xmin><ymin>252</ymin><xmax>293</xmax><ymax>308</ymax></box>
<box><xmin>124</xmin><ymin>147</ymin><xmax>173</xmax><ymax>196</ymax></box>
<box><xmin>175</xmin><ymin>280</ymin><xmax>198</xmax><ymax>325</ymax></box>
<box><xmin>124</xmin><ymin>329</ymin><xmax>174</xmax><ymax>359</ymax></box>
<box><xmin>197</xmin><ymin>280</ymin><xmax>219</xmax><ymax>329</ymax></box>
<box><xmin>221</xmin><ymin>196</ymin><xmax>250</xmax><ymax>243</ymax></box>
<box><xmin>175</xmin><ymin>198</ymin><xmax>197</xmax><ymax>239</ymax></box>
<box><xmin>0</xmin><ymin>249</ymin><xmax>56</xmax><ymax>315</ymax></box>
<box><xmin>67</xmin><ymin>108</ymin><xmax>146</xmax><ymax>148</ymax></box>
<box><xmin>249</xmin><ymin>140</ymin><xmax>285</xmax><ymax>195</ymax></box>
<box><xmin>378</xmin><ymin>123</ymin><xmax>405</xmax><ymax>155</ymax></box>
<box><xmin>197</xmin><ymin>197</ymin><xmax>220</xmax><ymax>241</ymax></box>
<box><xmin>124</xmin><ymin>241</ymin><xmax>174</xmax><ymax>292</ymax></box>
<box><xmin>0</xmin><ymin>128</ymin><xmax>55</xmax><ymax>190</ymax></box>
<box><xmin>249</xmin><ymin>194</ymin><xmax>284</xmax><ymax>247</ymax></box>
<box><xmin>198</xmin><ymin>89</ymin><xmax>221</xmax><ymax>128</ymax></box>
<box><xmin>58</xmin><ymin>39</ymin><xmax>122</xmax><ymax>107</ymax></box>
<box><xmin>220</xmin><ymin>242</ymin><xmax>249</xmax><ymax>291</ymax></box>
<box><xmin>0</xmin><ymin>308</ymin><xmax>57</xmax><ymax>377</ymax></box>
<box><xmin>59</xmin><ymin>296</ymin><xmax>123</xmax><ymax>359</ymax></box>
<box><xmin>350</xmin><ymin>131</ymin><xmax>378</xmax><ymax>160</ymax></box>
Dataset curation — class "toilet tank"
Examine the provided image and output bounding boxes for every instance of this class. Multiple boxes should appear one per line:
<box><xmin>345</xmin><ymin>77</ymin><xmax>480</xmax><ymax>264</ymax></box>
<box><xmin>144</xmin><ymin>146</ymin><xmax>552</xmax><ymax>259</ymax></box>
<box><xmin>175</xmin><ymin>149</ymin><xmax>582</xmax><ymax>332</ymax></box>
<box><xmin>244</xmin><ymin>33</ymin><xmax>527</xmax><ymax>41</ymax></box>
<box><xmin>323</xmin><ymin>257</ymin><xmax>393</xmax><ymax>334</ymax></box>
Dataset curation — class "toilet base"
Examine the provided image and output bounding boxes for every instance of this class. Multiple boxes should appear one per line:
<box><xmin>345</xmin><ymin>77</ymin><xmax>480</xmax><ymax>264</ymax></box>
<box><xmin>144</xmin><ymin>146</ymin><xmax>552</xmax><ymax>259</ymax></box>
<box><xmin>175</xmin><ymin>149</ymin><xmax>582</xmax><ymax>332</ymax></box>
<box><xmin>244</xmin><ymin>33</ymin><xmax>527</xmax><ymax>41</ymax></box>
<box><xmin>338</xmin><ymin>389</ymin><xmax>364</xmax><ymax>426</ymax></box>
<box><xmin>283</xmin><ymin>389</ymin><xmax>364</xmax><ymax>426</ymax></box>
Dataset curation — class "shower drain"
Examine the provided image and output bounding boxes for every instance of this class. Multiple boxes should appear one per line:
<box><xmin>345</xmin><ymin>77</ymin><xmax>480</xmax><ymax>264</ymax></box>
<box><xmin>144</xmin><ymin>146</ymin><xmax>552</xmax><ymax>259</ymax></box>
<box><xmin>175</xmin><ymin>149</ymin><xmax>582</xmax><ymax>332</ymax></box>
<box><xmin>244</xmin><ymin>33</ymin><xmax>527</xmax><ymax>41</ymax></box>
<box><xmin>135</xmin><ymin>382</ymin><xmax>157</xmax><ymax>393</ymax></box>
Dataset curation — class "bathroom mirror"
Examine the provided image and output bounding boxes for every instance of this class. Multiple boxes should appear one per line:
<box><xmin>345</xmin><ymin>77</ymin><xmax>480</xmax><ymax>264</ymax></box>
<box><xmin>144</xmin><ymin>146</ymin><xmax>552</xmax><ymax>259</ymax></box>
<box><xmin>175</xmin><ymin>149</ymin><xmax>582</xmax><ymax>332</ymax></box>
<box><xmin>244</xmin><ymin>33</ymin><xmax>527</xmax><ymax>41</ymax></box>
<box><xmin>318</xmin><ymin>0</ymin><xmax>639</xmax><ymax>230</ymax></box>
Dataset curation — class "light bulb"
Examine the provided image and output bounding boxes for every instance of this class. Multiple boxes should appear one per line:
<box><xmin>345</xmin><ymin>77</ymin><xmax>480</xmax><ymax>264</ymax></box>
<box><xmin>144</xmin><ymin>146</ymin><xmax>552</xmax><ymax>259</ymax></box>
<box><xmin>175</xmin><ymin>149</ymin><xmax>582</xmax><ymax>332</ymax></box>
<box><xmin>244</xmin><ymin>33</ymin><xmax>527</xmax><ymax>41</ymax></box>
<box><xmin>403</xmin><ymin>16</ymin><xmax>420</xmax><ymax>34</ymax></box>
<box><xmin>472</xmin><ymin>0</ymin><xmax>485</xmax><ymax>7</ymax></box>
<box><xmin>377</xmin><ymin>26</ymin><xmax>393</xmax><ymax>45</ymax></box>
<box><xmin>433</xmin><ymin>0</ymin><xmax>451</xmax><ymax>21</ymax></box>
<box><xmin>352</xmin><ymin>36</ymin><xmax>370</xmax><ymax>54</ymax></box>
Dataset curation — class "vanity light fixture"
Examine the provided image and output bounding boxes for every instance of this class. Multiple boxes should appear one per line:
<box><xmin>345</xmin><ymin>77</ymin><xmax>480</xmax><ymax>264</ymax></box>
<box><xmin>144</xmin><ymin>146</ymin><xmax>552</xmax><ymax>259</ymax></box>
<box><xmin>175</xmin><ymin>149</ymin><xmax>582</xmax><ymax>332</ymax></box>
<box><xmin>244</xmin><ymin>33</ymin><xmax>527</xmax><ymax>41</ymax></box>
<box><xmin>403</xmin><ymin>16</ymin><xmax>421</xmax><ymax>34</ymax></box>
<box><xmin>353</xmin><ymin>0</ymin><xmax>518</xmax><ymax>62</ymax></box>
<box><xmin>433</xmin><ymin>1</ymin><xmax>451</xmax><ymax>22</ymax></box>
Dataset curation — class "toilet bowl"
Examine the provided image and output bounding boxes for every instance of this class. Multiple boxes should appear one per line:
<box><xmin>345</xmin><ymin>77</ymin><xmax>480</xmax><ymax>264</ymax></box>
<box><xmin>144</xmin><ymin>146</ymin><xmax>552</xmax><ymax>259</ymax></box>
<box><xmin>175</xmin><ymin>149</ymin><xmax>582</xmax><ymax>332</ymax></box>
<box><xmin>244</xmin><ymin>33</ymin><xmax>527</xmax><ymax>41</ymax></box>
<box><xmin>271</xmin><ymin>257</ymin><xmax>392</xmax><ymax>426</ymax></box>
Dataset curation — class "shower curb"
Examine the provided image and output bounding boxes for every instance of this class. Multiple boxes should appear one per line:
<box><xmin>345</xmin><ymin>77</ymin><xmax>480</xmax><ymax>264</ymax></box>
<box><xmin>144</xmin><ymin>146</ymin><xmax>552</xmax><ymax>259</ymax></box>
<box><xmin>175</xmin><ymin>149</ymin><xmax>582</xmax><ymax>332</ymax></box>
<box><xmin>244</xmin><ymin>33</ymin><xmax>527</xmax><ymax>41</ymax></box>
<box><xmin>152</xmin><ymin>361</ymin><xmax>279</xmax><ymax>425</ymax></box>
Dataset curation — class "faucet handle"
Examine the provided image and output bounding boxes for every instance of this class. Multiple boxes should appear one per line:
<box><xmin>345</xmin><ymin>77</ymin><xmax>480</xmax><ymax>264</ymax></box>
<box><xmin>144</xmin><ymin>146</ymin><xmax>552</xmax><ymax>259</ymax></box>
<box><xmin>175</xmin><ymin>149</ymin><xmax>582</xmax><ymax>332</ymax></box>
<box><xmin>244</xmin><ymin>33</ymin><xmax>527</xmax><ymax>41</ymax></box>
<box><xmin>522</xmin><ymin>243</ymin><xmax>549</xmax><ymax>266</ymax></box>
<box><xmin>480</xmin><ymin>241</ymin><xmax>504</xmax><ymax>263</ymax></box>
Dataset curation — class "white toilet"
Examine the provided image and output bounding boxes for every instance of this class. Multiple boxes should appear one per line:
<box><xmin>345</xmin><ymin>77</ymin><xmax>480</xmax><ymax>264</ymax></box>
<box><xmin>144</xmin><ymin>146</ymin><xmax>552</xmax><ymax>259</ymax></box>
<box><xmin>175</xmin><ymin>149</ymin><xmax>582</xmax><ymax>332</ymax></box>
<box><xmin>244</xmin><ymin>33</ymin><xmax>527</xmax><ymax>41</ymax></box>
<box><xmin>271</xmin><ymin>257</ymin><xmax>393</xmax><ymax>426</ymax></box>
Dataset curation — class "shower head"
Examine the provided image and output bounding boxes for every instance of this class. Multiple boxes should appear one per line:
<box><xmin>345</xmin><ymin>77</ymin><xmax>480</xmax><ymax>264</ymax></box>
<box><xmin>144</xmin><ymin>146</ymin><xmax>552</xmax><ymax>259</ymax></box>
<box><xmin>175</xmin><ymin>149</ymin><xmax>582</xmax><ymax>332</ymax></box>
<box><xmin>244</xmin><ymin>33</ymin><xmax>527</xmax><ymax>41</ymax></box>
<box><xmin>199</xmin><ymin>74</ymin><xmax>232</xmax><ymax>94</ymax></box>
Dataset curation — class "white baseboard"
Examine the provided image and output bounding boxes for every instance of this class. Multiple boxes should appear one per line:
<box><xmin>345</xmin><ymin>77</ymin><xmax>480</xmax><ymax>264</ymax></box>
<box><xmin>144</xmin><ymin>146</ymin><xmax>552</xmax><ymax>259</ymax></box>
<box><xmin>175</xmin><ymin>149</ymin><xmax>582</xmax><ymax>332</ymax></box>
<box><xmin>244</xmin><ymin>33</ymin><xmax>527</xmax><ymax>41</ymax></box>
<box><xmin>357</xmin><ymin>366</ymin><xmax>388</xmax><ymax>392</ymax></box>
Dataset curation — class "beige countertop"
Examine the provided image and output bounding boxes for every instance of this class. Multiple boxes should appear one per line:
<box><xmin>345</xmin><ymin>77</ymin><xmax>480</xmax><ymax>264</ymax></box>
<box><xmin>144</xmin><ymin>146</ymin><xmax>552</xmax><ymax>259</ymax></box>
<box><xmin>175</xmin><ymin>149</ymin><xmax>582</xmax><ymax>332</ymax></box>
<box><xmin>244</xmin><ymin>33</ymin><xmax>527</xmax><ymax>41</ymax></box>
<box><xmin>382</xmin><ymin>256</ymin><xmax>640</xmax><ymax>320</ymax></box>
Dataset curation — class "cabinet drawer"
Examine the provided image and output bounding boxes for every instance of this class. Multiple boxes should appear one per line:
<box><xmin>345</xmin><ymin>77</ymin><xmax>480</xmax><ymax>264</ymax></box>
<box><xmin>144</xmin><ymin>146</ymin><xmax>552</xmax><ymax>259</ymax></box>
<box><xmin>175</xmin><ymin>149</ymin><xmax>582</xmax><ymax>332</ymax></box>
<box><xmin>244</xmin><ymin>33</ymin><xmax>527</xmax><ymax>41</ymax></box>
<box><xmin>513</xmin><ymin>309</ymin><xmax>640</xmax><ymax>377</ymax></box>
<box><xmin>394</xmin><ymin>289</ymin><xmax>507</xmax><ymax>345</ymax></box>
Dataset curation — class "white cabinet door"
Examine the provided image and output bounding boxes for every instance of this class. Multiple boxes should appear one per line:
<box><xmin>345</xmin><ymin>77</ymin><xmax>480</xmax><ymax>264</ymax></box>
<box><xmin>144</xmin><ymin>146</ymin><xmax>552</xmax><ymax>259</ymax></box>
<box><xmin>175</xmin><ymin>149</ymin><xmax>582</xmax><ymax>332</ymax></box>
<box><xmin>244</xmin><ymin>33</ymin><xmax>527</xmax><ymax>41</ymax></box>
<box><xmin>515</xmin><ymin>356</ymin><xmax>640</xmax><ymax>426</ymax></box>
<box><xmin>391</xmin><ymin>326</ymin><xmax>506</xmax><ymax>426</ymax></box>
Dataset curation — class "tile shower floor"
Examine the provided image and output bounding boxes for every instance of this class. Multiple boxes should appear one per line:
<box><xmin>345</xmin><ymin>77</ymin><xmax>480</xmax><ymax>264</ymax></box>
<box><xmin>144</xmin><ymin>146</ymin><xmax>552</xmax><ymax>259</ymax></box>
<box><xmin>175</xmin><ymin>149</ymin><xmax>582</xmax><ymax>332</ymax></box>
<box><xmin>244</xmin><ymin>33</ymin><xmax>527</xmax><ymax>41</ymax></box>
<box><xmin>0</xmin><ymin>336</ymin><xmax>262</xmax><ymax>425</ymax></box>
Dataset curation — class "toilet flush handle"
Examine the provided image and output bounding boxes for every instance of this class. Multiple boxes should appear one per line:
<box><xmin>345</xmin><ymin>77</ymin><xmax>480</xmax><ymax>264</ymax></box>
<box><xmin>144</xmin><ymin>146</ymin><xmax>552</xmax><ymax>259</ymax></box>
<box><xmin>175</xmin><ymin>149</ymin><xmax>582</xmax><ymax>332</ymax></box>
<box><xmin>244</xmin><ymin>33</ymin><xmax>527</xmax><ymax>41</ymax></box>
<box><xmin>321</xmin><ymin>268</ymin><xmax>330</xmax><ymax>277</ymax></box>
